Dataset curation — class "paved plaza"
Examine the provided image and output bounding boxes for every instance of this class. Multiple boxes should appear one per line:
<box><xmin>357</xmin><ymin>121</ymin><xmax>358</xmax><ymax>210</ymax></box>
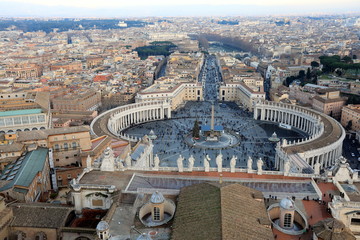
<box><xmin>124</xmin><ymin>101</ymin><xmax>306</xmax><ymax>170</ymax></box>
<box><xmin>124</xmin><ymin>55</ymin><xmax>306</xmax><ymax>170</ymax></box>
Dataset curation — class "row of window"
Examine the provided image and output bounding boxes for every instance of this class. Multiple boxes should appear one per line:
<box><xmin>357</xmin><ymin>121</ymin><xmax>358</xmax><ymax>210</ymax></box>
<box><xmin>53</xmin><ymin>142</ymin><xmax>79</xmax><ymax>151</ymax></box>
<box><xmin>0</xmin><ymin>115</ymin><xmax>45</xmax><ymax>126</ymax></box>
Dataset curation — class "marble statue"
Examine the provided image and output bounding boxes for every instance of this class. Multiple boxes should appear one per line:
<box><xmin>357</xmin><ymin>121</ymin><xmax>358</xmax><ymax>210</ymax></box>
<box><xmin>177</xmin><ymin>155</ymin><xmax>184</xmax><ymax>172</ymax></box>
<box><xmin>118</xmin><ymin>160</ymin><xmax>124</xmax><ymax>170</ymax></box>
<box><xmin>188</xmin><ymin>155</ymin><xmax>195</xmax><ymax>172</ymax></box>
<box><xmin>204</xmin><ymin>155</ymin><xmax>210</xmax><ymax>172</ymax></box>
<box><xmin>247</xmin><ymin>156</ymin><xmax>253</xmax><ymax>173</ymax></box>
<box><xmin>86</xmin><ymin>155</ymin><xmax>92</xmax><ymax>169</ymax></box>
<box><xmin>216</xmin><ymin>153</ymin><xmax>223</xmax><ymax>172</ymax></box>
<box><xmin>230</xmin><ymin>155</ymin><xmax>237</xmax><ymax>173</ymax></box>
<box><xmin>100</xmin><ymin>147</ymin><xmax>115</xmax><ymax>172</ymax></box>
<box><xmin>284</xmin><ymin>160</ymin><xmax>291</xmax><ymax>175</ymax></box>
<box><xmin>314</xmin><ymin>161</ymin><xmax>321</xmax><ymax>175</ymax></box>
<box><xmin>153</xmin><ymin>154</ymin><xmax>160</xmax><ymax>170</ymax></box>
<box><xmin>257</xmin><ymin>158</ymin><xmax>263</xmax><ymax>175</ymax></box>
<box><xmin>125</xmin><ymin>152</ymin><xmax>132</xmax><ymax>167</ymax></box>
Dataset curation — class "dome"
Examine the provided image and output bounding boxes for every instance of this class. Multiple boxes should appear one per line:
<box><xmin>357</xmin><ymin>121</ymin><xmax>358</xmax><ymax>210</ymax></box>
<box><xmin>150</xmin><ymin>191</ymin><xmax>164</xmax><ymax>204</ymax></box>
<box><xmin>96</xmin><ymin>221</ymin><xmax>109</xmax><ymax>231</ymax></box>
<box><xmin>279</xmin><ymin>197</ymin><xmax>294</xmax><ymax>210</ymax></box>
<box><xmin>137</xmin><ymin>233</ymin><xmax>152</xmax><ymax>240</ymax></box>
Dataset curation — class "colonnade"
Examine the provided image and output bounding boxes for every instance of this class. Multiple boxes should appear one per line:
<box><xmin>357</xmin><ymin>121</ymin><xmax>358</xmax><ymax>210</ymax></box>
<box><xmin>255</xmin><ymin>101</ymin><xmax>345</xmax><ymax>172</ymax></box>
<box><xmin>107</xmin><ymin>101</ymin><xmax>172</xmax><ymax>138</ymax></box>
<box><xmin>254</xmin><ymin>102</ymin><xmax>321</xmax><ymax>136</ymax></box>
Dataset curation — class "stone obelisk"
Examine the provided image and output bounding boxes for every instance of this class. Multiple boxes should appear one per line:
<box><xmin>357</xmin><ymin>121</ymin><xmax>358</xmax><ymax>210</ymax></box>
<box><xmin>210</xmin><ymin>102</ymin><xmax>215</xmax><ymax>132</ymax></box>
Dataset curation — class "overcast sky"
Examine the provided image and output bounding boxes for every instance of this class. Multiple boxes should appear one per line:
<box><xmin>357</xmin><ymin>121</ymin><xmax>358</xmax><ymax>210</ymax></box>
<box><xmin>0</xmin><ymin>0</ymin><xmax>359</xmax><ymax>17</ymax></box>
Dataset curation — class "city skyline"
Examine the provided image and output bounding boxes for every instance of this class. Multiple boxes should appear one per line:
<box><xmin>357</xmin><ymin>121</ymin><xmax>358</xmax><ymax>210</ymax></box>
<box><xmin>0</xmin><ymin>0</ymin><xmax>359</xmax><ymax>17</ymax></box>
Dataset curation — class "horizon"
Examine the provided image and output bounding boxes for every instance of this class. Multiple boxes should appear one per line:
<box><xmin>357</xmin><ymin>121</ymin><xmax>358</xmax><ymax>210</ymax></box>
<box><xmin>0</xmin><ymin>0</ymin><xmax>359</xmax><ymax>18</ymax></box>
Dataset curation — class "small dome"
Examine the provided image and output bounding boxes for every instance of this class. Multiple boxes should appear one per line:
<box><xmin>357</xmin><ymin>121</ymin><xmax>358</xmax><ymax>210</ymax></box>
<box><xmin>96</xmin><ymin>221</ymin><xmax>109</xmax><ymax>231</ymax></box>
<box><xmin>137</xmin><ymin>233</ymin><xmax>152</xmax><ymax>240</ymax></box>
<box><xmin>279</xmin><ymin>197</ymin><xmax>294</xmax><ymax>210</ymax></box>
<box><xmin>150</xmin><ymin>191</ymin><xmax>164</xmax><ymax>204</ymax></box>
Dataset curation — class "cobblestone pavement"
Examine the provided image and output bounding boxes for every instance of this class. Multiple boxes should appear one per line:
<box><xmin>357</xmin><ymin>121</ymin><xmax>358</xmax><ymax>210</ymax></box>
<box><xmin>124</xmin><ymin>101</ymin><xmax>306</xmax><ymax>170</ymax></box>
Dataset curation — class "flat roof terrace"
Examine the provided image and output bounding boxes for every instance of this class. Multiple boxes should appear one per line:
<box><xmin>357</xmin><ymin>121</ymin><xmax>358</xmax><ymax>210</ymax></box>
<box><xmin>283</xmin><ymin>108</ymin><xmax>343</xmax><ymax>155</ymax></box>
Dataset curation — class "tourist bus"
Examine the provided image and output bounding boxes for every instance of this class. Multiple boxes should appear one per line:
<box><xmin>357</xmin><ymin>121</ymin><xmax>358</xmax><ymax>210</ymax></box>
<box><xmin>279</xmin><ymin>123</ymin><xmax>292</xmax><ymax>130</ymax></box>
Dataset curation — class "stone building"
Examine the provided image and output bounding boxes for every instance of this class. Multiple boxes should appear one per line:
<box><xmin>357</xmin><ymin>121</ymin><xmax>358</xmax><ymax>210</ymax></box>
<box><xmin>341</xmin><ymin>104</ymin><xmax>360</xmax><ymax>131</ymax></box>
<box><xmin>0</xmin><ymin>197</ymin><xmax>13</xmax><ymax>240</ymax></box>
<box><xmin>312</xmin><ymin>89</ymin><xmax>347</xmax><ymax>120</ymax></box>
<box><xmin>9</xmin><ymin>203</ymin><xmax>73</xmax><ymax>240</ymax></box>
<box><xmin>5</xmin><ymin>63</ymin><xmax>43</xmax><ymax>79</ymax></box>
<box><xmin>0</xmin><ymin>92</ymin><xmax>51</xmax><ymax>133</ymax></box>
<box><xmin>50</xmin><ymin>61</ymin><xmax>83</xmax><ymax>73</ymax></box>
<box><xmin>52</xmin><ymin>88</ymin><xmax>101</xmax><ymax>112</ymax></box>
<box><xmin>0</xmin><ymin>148</ymin><xmax>51</xmax><ymax>202</ymax></box>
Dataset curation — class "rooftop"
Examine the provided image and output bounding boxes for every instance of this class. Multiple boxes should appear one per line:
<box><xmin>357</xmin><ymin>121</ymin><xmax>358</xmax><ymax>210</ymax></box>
<box><xmin>11</xmin><ymin>203</ymin><xmax>73</xmax><ymax>228</ymax></box>
<box><xmin>171</xmin><ymin>183</ymin><xmax>273</xmax><ymax>240</ymax></box>
<box><xmin>0</xmin><ymin>108</ymin><xmax>43</xmax><ymax>117</ymax></box>
<box><xmin>0</xmin><ymin>148</ymin><xmax>48</xmax><ymax>191</ymax></box>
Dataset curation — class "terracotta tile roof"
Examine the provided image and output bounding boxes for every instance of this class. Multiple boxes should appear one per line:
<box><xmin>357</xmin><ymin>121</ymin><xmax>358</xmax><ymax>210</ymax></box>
<box><xmin>171</xmin><ymin>183</ymin><xmax>274</xmax><ymax>240</ymax></box>
<box><xmin>11</xmin><ymin>203</ymin><xmax>73</xmax><ymax>228</ymax></box>
<box><xmin>312</xmin><ymin>218</ymin><xmax>356</xmax><ymax>240</ymax></box>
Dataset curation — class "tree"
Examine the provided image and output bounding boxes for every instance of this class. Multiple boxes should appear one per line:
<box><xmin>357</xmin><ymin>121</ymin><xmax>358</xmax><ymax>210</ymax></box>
<box><xmin>353</xmin><ymin>54</ymin><xmax>357</xmax><ymax>60</ymax></box>
<box><xmin>306</xmin><ymin>67</ymin><xmax>311</xmax><ymax>79</ymax></box>
<box><xmin>192</xmin><ymin>120</ymin><xmax>200</xmax><ymax>139</ymax></box>
<box><xmin>299</xmin><ymin>70</ymin><xmax>305</xmax><ymax>79</ymax></box>
<box><xmin>342</xmin><ymin>56</ymin><xmax>353</xmax><ymax>64</ymax></box>
<box><xmin>311</xmin><ymin>61</ymin><xmax>320</xmax><ymax>68</ymax></box>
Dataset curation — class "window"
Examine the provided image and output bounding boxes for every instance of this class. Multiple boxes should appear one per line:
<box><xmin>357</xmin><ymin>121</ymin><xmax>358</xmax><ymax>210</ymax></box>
<box><xmin>54</xmin><ymin>144</ymin><xmax>60</xmax><ymax>151</ymax></box>
<box><xmin>284</xmin><ymin>213</ymin><xmax>292</xmax><ymax>228</ymax></box>
<box><xmin>351</xmin><ymin>218</ymin><xmax>360</xmax><ymax>225</ymax></box>
<box><xmin>35</xmin><ymin>232</ymin><xmax>47</xmax><ymax>240</ymax></box>
<box><xmin>64</xmin><ymin>143</ymin><xmax>68</xmax><ymax>150</ymax></box>
<box><xmin>21</xmin><ymin>116</ymin><xmax>29</xmax><ymax>124</ymax></box>
<box><xmin>15</xmin><ymin>231</ymin><xmax>26</xmax><ymax>240</ymax></box>
<box><xmin>14</xmin><ymin>117</ymin><xmax>21</xmax><ymax>125</ymax></box>
<box><xmin>30</xmin><ymin>115</ymin><xmax>38</xmax><ymax>123</ymax></box>
<box><xmin>72</xmin><ymin>142</ymin><xmax>77</xmax><ymax>150</ymax></box>
<box><xmin>153</xmin><ymin>207</ymin><xmax>160</xmax><ymax>221</ymax></box>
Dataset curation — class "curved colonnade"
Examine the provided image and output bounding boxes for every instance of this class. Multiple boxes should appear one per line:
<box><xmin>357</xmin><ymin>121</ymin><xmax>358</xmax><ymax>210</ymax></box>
<box><xmin>91</xmin><ymin>101</ymin><xmax>172</xmax><ymax>141</ymax></box>
<box><xmin>254</xmin><ymin>101</ymin><xmax>345</xmax><ymax>172</ymax></box>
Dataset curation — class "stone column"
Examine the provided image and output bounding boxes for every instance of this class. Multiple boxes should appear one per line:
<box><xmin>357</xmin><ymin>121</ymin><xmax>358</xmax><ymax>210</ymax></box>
<box><xmin>167</xmin><ymin>107</ymin><xmax>171</xmax><ymax>118</ymax></box>
<box><xmin>261</xmin><ymin>108</ymin><xmax>265</xmax><ymax>120</ymax></box>
<box><xmin>73</xmin><ymin>191</ymin><xmax>83</xmax><ymax>214</ymax></box>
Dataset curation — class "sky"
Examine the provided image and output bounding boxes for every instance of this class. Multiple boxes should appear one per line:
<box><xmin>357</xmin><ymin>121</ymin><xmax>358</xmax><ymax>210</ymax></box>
<box><xmin>0</xmin><ymin>0</ymin><xmax>359</xmax><ymax>17</ymax></box>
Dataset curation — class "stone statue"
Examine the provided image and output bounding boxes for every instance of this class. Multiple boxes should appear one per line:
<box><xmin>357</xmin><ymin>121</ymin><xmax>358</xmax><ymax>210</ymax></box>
<box><xmin>314</xmin><ymin>161</ymin><xmax>321</xmax><ymax>175</ymax></box>
<box><xmin>118</xmin><ymin>159</ymin><xmax>124</xmax><ymax>170</ymax></box>
<box><xmin>230</xmin><ymin>155</ymin><xmax>237</xmax><ymax>173</ymax></box>
<box><xmin>177</xmin><ymin>155</ymin><xmax>184</xmax><ymax>172</ymax></box>
<box><xmin>216</xmin><ymin>153</ymin><xmax>223</xmax><ymax>172</ymax></box>
<box><xmin>204</xmin><ymin>155</ymin><xmax>210</xmax><ymax>172</ymax></box>
<box><xmin>86</xmin><ymin>155</ymin><xmax>92</xmax><ymax>169</ymax></box>
<box><xmin>125</xmin><ymin>152</ymin><xmax>132</xmax><ymax>167</ymax></box>
<box><xmin>257</xmin><ymin>158</ymin><xmax>263</xmax><ymax>175</ymax></box>
<box><xmin>100</xmin><ymin>147</ymin><xmax>115</xmax><ymax>172</ymax></box>
<box><xmin>188</xmin><ymin>155</ymin><xmax>195</xmax><ymax>172</ymax></box>
<box><xmin>153</xmin><ymin>154</ymin><xmax>160</xmax><ymax>170</ymax></box>
<box><xmin>247</xmin><ymin>156</ymin><xmax>253</xmax><ymax>173</ymax></box>
<box><xmin>284</xmin><ymin>160</ymin><xmax>290</xmax><ymax>176</ymax></box>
